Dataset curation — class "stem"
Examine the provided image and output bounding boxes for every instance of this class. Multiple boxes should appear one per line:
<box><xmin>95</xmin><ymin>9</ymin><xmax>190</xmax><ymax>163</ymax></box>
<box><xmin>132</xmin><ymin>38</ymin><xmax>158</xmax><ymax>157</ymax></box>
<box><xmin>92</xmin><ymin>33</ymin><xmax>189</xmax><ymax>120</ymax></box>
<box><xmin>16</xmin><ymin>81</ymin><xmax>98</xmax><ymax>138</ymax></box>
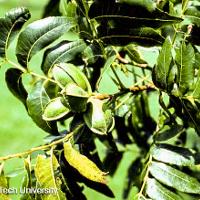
<box><xmin>111</xmin><ymin>63</ymin><xmax>126</xmax><ymax>89</ymax></box>
<box><xmin>137</xmin><ymin>155</ymin><xmax>152</xmax><ymax>198</ymax></box>
<box><xmin>0</xmin><ymin>124</ymin><xmax>83</xmax><ymax>162</ymax></box>
<box><xmin>6</xmin><ymin>59</ymin><xmax>27</xmax><ymax>73</ymax></box>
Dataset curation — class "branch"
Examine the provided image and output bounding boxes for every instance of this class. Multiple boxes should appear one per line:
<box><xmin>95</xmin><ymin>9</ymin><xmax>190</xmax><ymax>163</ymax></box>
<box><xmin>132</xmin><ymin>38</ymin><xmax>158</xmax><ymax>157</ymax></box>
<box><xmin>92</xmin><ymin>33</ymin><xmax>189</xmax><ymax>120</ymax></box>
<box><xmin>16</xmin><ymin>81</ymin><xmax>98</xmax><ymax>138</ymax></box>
<box><xmin>93</xmin><ymin>83</ymin><xmax>156</xmax><ymax>100</ymax></box>
<box><xmin>0</xmin><ymin>124</ymin><xmax>83</xmax><ymax>162</ymax></box>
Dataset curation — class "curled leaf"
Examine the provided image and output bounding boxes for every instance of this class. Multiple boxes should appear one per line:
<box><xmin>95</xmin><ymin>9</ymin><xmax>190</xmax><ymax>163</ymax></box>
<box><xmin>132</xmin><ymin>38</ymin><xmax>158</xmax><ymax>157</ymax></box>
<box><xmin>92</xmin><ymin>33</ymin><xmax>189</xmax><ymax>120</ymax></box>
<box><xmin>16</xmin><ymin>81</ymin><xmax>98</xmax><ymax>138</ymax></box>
<box><xmin>62</xmin><ymin>83</ymin><xmax>89</xmax><ymax>112</ymax></box>
<box><xmin>43</xmin><ymin>97</ymin><xmax>70</xmax><ymax>121</ymax></box>
<box><xmin>52</xmin><ymin>63</ymin><xmax>92</xmax><ymax>92</ymax></box>
<box><xmin>83</xmin><ymin>98</ymin><xmax>114</xmax><ymax>135</ymax></box>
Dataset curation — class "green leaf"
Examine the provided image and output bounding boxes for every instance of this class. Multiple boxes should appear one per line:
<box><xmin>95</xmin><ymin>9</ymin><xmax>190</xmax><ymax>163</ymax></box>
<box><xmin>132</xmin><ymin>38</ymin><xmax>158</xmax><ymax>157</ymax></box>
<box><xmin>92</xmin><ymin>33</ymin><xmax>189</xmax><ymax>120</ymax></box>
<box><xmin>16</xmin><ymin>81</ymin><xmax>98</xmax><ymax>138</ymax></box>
<box><xmin>0</xmin><ymin>164</ymin><xmax>11</xmax><ymax>200</ymax></box>
<box><xmin>5</xmin><ymin>68</ymin><xmax>27</xmax><ymax>107</ymax></box>
<box><xmin>124</xmin><ymin>45</ymin><xmax>147</xmax><ymax>64</ymax></box>
<box><xmin>175</xmin><ymin>42</ymin><xmax>195</xmax><ymax>94</ymax></box>
<box><xmin>192</xmin><ymin>69</ymin><xmax>200</xmax><ymax>99</ymax></box>
<box><xmin>42</xmin><ymin>39</ymin><xmax>87</xmax><ymax>75</ymax></box>
<box><xmin>82</xmin><ymin>41</ymin><xmax>102</xmax><ymax>65</ymax></box>
<box><xmin>146</xmin><ymin>178</ymin><xmax>182</xmax><ymax>200</ymax></box>
<box><xmin>149</xmin><ymin>161</ymin><xmax>200</xmax><ymax>194</ymax></box>
<box><xmin>182</xmin><ymin>0</ymin><xmax>189</xmax><ymax>13</ymax></box>
<box><xmin>184</xmin><ymin>6</ymin><xmax>200</xmax><ymax>26</ymax></box>
<box><xmin>52</xmin><ymin>63</ymin><xmax>92</xmax><ymax>92</ymax></box>
<box><xmin>116</xmin><ymin>0</ymin><xmax>156</xmax><ymax>12</ymax></box>
<box><xmin>152</xmin><ymin>37</ymin><xmax>173</xmax><ymax>91</ymax></box>
<box><xmin>83</xmin><ymin>98</ymin><xmax>114</xmax><ymax>135</ymax></box>
<box><xmin>153</xmin><ymin>124</ymin><xmax>184</xmax><ymax>142</ymax></box>
<box><xmin>16</xmin><ymin>16</ymin><xmax>76</xmax><ymax>67</ymax></box>
<box><xmin>99</xmin><ymin>27</ymin><xmax>164</xmax><ymax>46</ymax></box>
<box><xmin>27</xmin><ymin>80</ymin><xmax>58</xmax><ymax>134</ymax></box>
<box><xmin>62</xmin><ymin>83</ymin><xmax>89</xmax><ymax>112</ymax></box>
<box><xmin>43</xmin><ymin>97</ymin><xmax>70</xmax><ymax>121</ymax></box>
<box><xmin>0</xmin><ymin>175</ymin><xmax>11</xmax><ymax>200</ymax></box>
<box><xmin>35</xmin><ymin>153</ymin><xmax>66</xmax><ymax>200</ymax></box>
<box><xmin>64</xmin><ymin>142</ymin><xmax>107</xmax><ymax>184</ymax></box>
<box><xmin>151</xmin><ymin>144</ymin><xmax>197</xmax><ymax>166</ymax></box>
<box><xmin>0</xmin><ymin>7</ymin><xmax>30</xmax><ymax>58</ymax></box>
<box><xmin>96</xmin><ymin>54</ymin><xmax>117</xmax><ymax>88</ymax></box>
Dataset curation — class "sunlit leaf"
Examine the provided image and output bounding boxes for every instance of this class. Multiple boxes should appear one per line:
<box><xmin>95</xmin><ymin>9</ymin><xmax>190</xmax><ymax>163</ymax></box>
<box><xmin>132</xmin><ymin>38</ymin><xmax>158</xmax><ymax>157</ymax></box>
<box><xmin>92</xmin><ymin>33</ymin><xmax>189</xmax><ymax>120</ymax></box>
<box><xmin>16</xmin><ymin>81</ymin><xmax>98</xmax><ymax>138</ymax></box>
<box><xmin>16</xmin><ymin>16</ymin><xmax>76</xmax><ymax>67</ymax></box>
<box><xmin>62</xmin><ymin>83</ymin><xmax>89</xmax><ymax>112</ymax></box>
<box><xmin>64</xmin><ymin>142</ymin><xmax>107</xmax><ymax>184</ymax></box>
<box><xmin>149</xmin><ymin>161</ymin><xmax>200</xmax><ymax>194</ymax></box>
<box><xmin>151</xmin><ymin>144</ymin><xmax>197</xmax><ymax>166</ymax></box>
<box><xmin>175</xmin><ymin>42</ymin><xmax>195</xmax><ymax>94</ymax></box>
<box><xmin>43</xmin><ymin>97</ymin><xmax>70</xmax><ymax>121</ymax></box>
<box><xmin>42</xmin><ymin>40</ymin><xmax>87</xmax><ymax>75</ymax></box>
<box><xmin>83</xmin><ymin>98</ymin><xmax>114</xmax><ymax>135</ymax></box>
<box><xmin>35</xmin><ymin>153</ymin><xmax>66</xmax><ymax>200</ymax></box>
<box><xmin>146</xmin><ymin>178</ymin><xmax>182</xmax><ymax>200</ymax></box>
<box><xmin>152</xmin><ymin>37</ymin><xmax>174</xmax><ymax>91</ymax></box>
<box><xmin>52</xmin><ymin>63</ymin><xmax>92</xmax><ymax>92</ymax></box>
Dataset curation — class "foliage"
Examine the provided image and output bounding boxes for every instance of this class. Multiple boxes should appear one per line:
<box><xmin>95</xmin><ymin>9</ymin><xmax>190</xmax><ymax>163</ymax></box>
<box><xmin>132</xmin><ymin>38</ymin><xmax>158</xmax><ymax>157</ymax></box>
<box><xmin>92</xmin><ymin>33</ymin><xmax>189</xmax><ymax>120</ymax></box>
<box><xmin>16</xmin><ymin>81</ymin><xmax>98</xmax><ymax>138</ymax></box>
<box><xmin>1</xmin><ymin>0</ymin><xmax>200</xmax><ymax>199</ymax></box>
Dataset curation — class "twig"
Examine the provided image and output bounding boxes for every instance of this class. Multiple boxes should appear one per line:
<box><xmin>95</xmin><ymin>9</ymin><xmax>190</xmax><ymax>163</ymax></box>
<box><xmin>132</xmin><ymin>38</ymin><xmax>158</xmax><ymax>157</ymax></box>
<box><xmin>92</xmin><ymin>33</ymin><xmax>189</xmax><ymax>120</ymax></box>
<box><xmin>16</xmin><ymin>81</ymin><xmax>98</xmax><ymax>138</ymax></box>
<box><xmin>0</xmin><ymin>124</ymin><xmax>83</xmax><ymax>162</ymax></box>
<box><xmin>137</xmin><ymin>155</ymin><xmax>152</xmax><ymax>198</ymax></box>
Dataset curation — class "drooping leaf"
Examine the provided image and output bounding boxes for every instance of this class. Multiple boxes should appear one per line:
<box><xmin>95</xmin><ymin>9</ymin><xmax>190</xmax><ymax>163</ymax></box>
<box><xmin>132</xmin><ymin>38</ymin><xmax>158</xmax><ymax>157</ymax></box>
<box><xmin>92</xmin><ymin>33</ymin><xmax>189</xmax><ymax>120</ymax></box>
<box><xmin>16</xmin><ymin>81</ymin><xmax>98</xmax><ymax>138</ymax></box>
<box><xmin>151</xmin><ymin>144</ymin><xmax>197</xmax><ymax>166</ymax></box>
<box><xmin>0</xmin><ymin>7</ymin><xmax>30</xmax><ymax>58</ymax></box>
<box><xmin>5</xmin><ymin>68</ymin><xmax>28</xmax><ymax>107</ymax></box>
<box><xmin>146</xmin><ymin>178</ymin><xmax>182</xmax><ymax>200</ymax></box>
<box><xmin>16</xmin><ymin>16</ymin><xmax>76</xmax><ymax>67</ymax></box>
<box><xmin>42</xmin><ymin>39</ymin><xmax>87</xmax><ymax>75</ymax></box>
<box><xmin>43</xmin><ymin>97</ymin><xmax>70</xmax><ymax>121</ymax></box>
<box><xmin>62</xmin><ymin>83</ymin><xmax>89</xmax><ymax>112</ymax></box>
<box><xmin>175</xmin><ymin>42</ymin><xmax>195</xmax><ymax>94</ymax></box>
<box><xmin>64</xmin><ymin>142</ymin><xmax>107</xmax><ymax>184</ymax></box>
<box><xmin>152</xmin><ymin>37</ymin><xmax>174</xmax><ymax>91</ymax></box>
<box><xmin>83</xmin><ymin>98</ymin><xmax>114</xmax><ymax>135</ymax></box>
<box><xmin>149</xmin><ymin>161</ymin><xmax>200</xmax><ymax>194</ymax></box>
<box><xmin>35</xmin><ymin>153</ymin><xmax>66</xmax><ymax>200</ymax></box>
<box><xmin>26</xmin><ymin>80</ymin><xmax>58</xmax><ymax>134</ymax></box>
<box><xmin>52</xmin><ymin>63</ymin><xmax>92</xmax><ymax>92</ymax></box>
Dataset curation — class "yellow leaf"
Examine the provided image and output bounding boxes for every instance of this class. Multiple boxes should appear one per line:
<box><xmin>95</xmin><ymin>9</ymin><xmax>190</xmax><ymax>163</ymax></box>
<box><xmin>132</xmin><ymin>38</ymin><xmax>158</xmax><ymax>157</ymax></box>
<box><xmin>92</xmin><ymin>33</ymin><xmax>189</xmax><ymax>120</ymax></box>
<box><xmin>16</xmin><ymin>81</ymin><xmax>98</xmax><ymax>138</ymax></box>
<box><xmin>64</xmin><ymin>142</ymin><xmax>108</xmax><ymax>184</ymax></box>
